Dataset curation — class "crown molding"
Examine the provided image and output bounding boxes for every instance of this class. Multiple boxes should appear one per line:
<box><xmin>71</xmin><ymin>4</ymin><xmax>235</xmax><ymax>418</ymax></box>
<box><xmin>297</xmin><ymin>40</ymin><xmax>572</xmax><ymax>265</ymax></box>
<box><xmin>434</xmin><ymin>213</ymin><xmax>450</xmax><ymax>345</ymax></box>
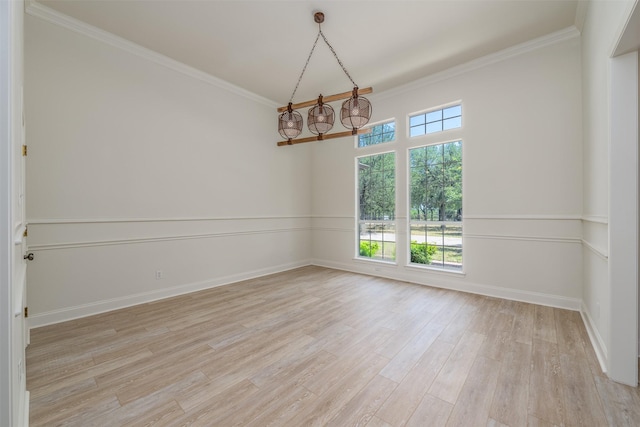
<box><xmin>24</xmin><ymin>0</ymin><xmax>279</xmax><ymax>108</ymax></box>
<box><xmin>574</xmin><ymin>0</ymin><xmax>589</xmax><ymax>33</ymax></box>
<box><xmin>611</xmin><ymin>0</ymin><xmax>640</xmax><ymax>57</ymax></box>
<box><xmin>374</xmin><ymin>26</ymin><xmax>581</xmax><ymax>101</ymax></box>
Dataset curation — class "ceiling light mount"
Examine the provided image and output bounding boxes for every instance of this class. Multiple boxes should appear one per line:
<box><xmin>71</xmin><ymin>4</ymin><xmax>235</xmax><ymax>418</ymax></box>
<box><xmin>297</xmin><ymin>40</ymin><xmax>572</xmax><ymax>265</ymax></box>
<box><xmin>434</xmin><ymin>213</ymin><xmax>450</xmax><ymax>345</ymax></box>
<box><xmin>277</xmin><ymin>11</ymin><xmax>372</xmax><ymax>146</ymax></box>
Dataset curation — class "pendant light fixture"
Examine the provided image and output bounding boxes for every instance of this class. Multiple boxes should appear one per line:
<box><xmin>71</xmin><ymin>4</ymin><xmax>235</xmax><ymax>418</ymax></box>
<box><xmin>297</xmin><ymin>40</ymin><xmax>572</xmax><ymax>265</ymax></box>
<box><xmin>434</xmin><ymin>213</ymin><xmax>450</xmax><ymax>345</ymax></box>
<box><xmin>341</xmin><ymin>87</ymin><xmax>372</xmax><ymax>130</ymax></box>
<box><xmin>277</xmin><ymin>11</ymin><xmax>373</xmax><ymax>146</ymax></box>
<box><xmin>308</xmin><ymin>95</ymin><xmax>335</xmax><ymax>136</ymax></box>
<box><xmin>278</xmin><ymin>103</ymin><xmax>303</xmax><ymax>140</ymax></box>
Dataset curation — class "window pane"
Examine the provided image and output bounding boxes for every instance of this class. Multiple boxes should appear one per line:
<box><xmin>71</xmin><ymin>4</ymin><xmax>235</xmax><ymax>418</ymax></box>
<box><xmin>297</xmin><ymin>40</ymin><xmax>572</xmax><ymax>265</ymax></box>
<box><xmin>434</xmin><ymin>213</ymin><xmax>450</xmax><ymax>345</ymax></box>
<box><xmin>426</xmin><ymin>110</ymin><xmax>442</xmax><ymax>123</ymax></box>
<box><xmin>358</xmin><ymin>151</ymin><xmax>396</xmax><ymax>261</ymax></box>
<box><xmin>443</xmin><ymin>223</ymin><xmax>462</xmax><ymax>268</ymax></box>
<box><xmin>409</xmin><ymin>223</ymin><xmax>427</xmax><ymax>243</ymax></box>
<box><xmin>426</xmin><ymin>144</ymin><xmax>443</xmax><ymax>160</ymax></box>
<box><xmin>359</xmin><ymin>222</ymin><xmax>396</xmax><ymax>261</ymax></box>
<box><xmin>443</xmin><ymin>105</ymin><xmax>461</xmax><ymax>119</ymax></box>
<box><xmin>358</xmin><ymin>152</ymin><xmax>395</xmax><ymax>220</ymax></box>
<box><xmin>443</xmin><ymin>116</ymin><xmax>462</xmax><ymax>130</ymax></box>
<box><xmin>444</xmin><ymin>140</ymin><xmax>462</xmax><ymax>160</ymax></box>
<box><xmin>443</xmin><ymin>204</ymin><xmax>461</xmax><ymax>221</ymax></box>
<box><xmin>382</xmin><ymin>123</ymin><xmax>396</xmax><ymax>142</ymax></box>
<box><xmin>426</xmin><ymin>121</ymin><xmax>442</xmax><ymax>134</ymax></box>
<box><xmin>410</xmin><ymin>125</ymin><xmax>425</xmax><ymax>137</ymax></box>
<box><xmin>410</xmin><ymin>115</ymin><xmax>425</xmax><ymax>127</ymax></box>
<box><xmin>358</xmin><ymin>120</ymin><xmax>395</xmax><ymax>147</ymax></box>
<box><xmin>410</xmin><ymin>146</ymin><xmax>426</xmax><ymax>167</ymax></box>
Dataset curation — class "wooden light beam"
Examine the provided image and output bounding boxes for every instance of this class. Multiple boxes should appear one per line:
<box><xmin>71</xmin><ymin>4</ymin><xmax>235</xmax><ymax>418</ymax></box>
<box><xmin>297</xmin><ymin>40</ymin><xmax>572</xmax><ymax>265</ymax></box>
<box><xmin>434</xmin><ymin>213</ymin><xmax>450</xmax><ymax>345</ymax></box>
<box><xmin>277</xmin><ymin>128</ymin><xmax>371</xmax><ymax>147</ymax></box>
<box><xmin>276</xmin><ymin>87</ymin><xmax>373</xmax><ymax>113</ymax></box>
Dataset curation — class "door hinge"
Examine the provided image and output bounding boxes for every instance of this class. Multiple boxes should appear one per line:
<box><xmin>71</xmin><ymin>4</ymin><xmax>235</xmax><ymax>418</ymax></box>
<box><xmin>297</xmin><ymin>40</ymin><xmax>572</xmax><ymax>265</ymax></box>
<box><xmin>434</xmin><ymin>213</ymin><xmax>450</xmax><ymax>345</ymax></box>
<box><xmin>24</xmin><ymin>307</ymin><xmax>28</xmax><ymax>318</ymax></box>
<box><xmin>22</xmin><ymin>145</ymin><xmax>27</xmax><ymax>156</ymax></box>
<box><xmin>23</xmin><ymin>226</ymin><xmax>27</xmax><ymax>238</ymax></box>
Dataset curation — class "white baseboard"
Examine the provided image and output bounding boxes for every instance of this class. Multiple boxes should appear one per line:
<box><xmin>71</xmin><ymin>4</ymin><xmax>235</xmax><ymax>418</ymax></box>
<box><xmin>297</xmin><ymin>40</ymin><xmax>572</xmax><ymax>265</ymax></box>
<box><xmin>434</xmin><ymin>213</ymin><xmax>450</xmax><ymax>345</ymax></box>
<box><xmin>29</xmin><ymin>258</ymin><xmax>585</xmax><ymax>330</ymax></box>
<box><xmin>580</xmin><ymin>301</ymin><xmax>609</xmax><ymax>374</ymax></box>
<box><xmin>28</xmin><ymin>259</ymin><xmax>312</xmax><ymax>328</ymax></box>
<box><xmin>312</xmin><ymin>258</ymin><xmax>582</xmax><ymax>311</ymax></box>
<box><xmin>21</xmin><ymin>391</ymin><xmax>29</xmax><ymax>427</ymax></box>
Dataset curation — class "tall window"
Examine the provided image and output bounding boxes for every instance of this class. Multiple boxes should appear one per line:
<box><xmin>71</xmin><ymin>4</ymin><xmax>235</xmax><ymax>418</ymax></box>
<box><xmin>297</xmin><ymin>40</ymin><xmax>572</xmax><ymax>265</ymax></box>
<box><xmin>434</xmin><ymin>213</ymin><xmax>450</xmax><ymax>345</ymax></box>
<box><xmin>409</xmin><ymin>141</ymin><xmax>462</xmax><ymax>270</ymax></box>
<box><xmin>358</xmin><ymin>152</ymin><xmax>395</xmax><ymax>261</ymax></box>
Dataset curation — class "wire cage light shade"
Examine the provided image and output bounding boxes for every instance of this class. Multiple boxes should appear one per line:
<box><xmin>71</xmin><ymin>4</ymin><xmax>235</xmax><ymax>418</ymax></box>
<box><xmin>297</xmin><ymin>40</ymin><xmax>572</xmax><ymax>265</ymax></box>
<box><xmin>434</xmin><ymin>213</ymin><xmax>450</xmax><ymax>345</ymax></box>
<box><xmin>278</xmin><ymin>107</ymin><xmax>303</xmax><ymax>140</ymax></box>
<box><xmin>308</xmin><ymin>101</ymin><xmax>335</xmax><ymax>135</ymax></box>
<box><xmin>341</xmin><ymin>91</ymin><xmax>372</xmax><ymax>130</ymax></box>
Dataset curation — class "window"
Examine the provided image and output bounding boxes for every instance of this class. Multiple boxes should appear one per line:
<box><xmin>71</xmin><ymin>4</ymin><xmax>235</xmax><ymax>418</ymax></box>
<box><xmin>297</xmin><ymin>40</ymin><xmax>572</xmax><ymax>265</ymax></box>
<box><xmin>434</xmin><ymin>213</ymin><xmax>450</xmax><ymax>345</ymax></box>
<box><xmin>358</xmin><ymin>152</ymin><xmax>395</xmax><ymax>261</ymax></box>
<box><xmin>409</xmin><ymin>141</ymin><xmax>462</xmax><ymax>270</ymax></box>
<box><xmin>358</xmin><ymin>120</ymin><xmax>395</xmax><ymax>147</ymax></box>
<box><xmin>410</xmin><ymin>104</ymin><xmax>461</xmax><ymax>137</ymax></box>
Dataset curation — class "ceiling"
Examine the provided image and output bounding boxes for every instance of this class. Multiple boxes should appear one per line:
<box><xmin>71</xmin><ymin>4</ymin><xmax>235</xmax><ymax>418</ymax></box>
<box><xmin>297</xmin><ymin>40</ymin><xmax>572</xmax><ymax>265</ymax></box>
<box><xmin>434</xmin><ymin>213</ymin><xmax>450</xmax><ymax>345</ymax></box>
<box><xmin>36</xmin><ymin>0</ymin><xmax>581</xmax><ymax>105</ymax></box>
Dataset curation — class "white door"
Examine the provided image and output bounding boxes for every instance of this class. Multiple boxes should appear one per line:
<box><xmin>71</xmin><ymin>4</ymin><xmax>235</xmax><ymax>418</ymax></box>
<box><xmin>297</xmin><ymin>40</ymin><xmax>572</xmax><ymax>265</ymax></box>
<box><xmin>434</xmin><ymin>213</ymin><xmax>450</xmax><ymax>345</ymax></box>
<box><xmin>11</xmin><ymin>81</ymin><xmax>29</xmax><ymax>427</ymax></box>
<box><xmin>1</xmin><ymin>0</ymin><xmax>29</xmax><ymax>425</ymax></box>
<box><xmin>609</xmin><ymin>0</ymin><xmax>640</xmax><ymax>387</ymax></box>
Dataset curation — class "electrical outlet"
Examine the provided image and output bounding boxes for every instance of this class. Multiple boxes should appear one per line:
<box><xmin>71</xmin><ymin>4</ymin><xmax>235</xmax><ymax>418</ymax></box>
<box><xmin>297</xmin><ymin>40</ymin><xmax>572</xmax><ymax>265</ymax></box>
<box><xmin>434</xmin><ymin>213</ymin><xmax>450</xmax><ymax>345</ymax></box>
<box><xmin>155</xmin><ymin>270</ymin><xmax>164</xmax><ymax>280</ymax></box>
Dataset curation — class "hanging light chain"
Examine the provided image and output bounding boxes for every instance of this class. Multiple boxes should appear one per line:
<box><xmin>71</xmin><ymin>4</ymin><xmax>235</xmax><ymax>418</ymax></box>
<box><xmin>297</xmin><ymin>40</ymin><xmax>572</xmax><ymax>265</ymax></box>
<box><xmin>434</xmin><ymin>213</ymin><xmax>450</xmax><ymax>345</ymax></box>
<box><xmin>288</xmin><ymin>31</ymin><xmax>321</xmax><ymax>104</ymax></box>
<box><xmin>287</xmin><ymin>20</ymin><xmax>359</xmax><ymax>104</ymax></box>
<box><xmin>318</xmin><ymin>28</ymin><xmax>358</xmax><ymax>88</ymax></box>
<box><xmin>277</xmin><ymin>12</ymin><xmax>373</xmax><ymax>146</ymax></box>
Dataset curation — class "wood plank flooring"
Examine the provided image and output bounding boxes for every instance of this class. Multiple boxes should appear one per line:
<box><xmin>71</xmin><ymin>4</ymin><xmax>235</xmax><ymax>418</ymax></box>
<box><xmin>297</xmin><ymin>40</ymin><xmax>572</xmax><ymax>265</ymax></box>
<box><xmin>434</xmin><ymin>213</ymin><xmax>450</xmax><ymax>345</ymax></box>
<box><xmin>27</xmin><ymin>266</ymin><xmax>640</xmax><ymax>426</ymax></box>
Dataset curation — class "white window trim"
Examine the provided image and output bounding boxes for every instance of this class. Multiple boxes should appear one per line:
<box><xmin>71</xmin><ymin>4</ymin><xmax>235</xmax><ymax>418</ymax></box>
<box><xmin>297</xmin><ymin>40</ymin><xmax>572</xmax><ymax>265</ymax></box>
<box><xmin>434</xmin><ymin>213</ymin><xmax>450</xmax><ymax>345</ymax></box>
<box><xmin>407</xmin><ymin>101</ymin><xmax>463</xmax><ymax>140</ymax></box>
<box><xmin>406</xmin><ymin>140</ymin><xmax>464</xmax><ymax>272</ymax></box>
<box><xmin>355</xmin><ymin>148</ymin><xmax>398</xmax><ymax>263</ymax></box>
<box><xmin>355</xmin><ymin>118</ymin><xmax>397</xmax><ymax>149</ymax></box>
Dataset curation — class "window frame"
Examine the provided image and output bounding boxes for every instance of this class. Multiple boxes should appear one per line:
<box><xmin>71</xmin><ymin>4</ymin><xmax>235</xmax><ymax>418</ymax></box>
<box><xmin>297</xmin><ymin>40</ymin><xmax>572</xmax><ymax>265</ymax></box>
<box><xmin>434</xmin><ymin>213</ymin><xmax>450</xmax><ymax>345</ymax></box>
<box><xmin>407</xmin><ymin>139</ymin><xmax>463</xmax><ymax>272</ymax></box>
<box><xmin>355</xmin><ymin>149</ymin><xmax>397</xmax><ymax>264</ymax></box>
<box><xmin>408</xmin><ymin>102</ymin><xmax>462</xmax><ymax>139</ymax></box>
<box><xmin>356</xmin><ymin>119</ymin><xmax>397</xmax><ymax>149</ymax></box>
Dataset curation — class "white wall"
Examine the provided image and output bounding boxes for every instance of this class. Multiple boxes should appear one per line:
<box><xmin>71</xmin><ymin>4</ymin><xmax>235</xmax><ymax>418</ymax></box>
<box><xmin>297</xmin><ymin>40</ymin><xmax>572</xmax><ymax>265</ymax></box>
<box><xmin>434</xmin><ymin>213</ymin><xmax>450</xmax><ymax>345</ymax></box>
<box><xmin>581</xmin><ymin>0</ymin><xmax>637</xmax><ymax>375</ymax></box>
<box><xmin>24</xmin><ymin>13</ymin><xmax>312</xmax><ymax>326</ymax></box>
<box><xmin>311</xmin><ymin>31</ymin><xmax>584</xmax><ymax>309</ymax></box>
<box><xmin>20</xmin><ymin>0</ymin><xmax>640</xmax><ymax>387</ymax></box>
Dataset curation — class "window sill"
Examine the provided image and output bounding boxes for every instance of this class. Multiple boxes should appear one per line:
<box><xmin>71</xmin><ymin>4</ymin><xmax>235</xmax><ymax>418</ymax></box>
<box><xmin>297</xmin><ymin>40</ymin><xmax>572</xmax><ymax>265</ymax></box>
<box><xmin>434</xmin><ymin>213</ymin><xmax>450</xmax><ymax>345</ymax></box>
<box><xmin>405</xmin><ymin>263</ymin><xmax>466</xmax><ymax>277</ymax></box>
<box><xmin>353</xmin><ymin>257</ymin><xmax>397</xmax><ymax>267</ymax></box>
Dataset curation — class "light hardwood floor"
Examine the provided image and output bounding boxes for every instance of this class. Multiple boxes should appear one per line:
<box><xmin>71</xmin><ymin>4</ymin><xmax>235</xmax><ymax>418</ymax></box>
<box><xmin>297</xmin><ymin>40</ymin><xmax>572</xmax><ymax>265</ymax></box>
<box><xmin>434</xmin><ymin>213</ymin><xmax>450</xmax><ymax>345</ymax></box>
<box><xmin>27</xmin><ymin>266</ymin><xmax>640</xmax><ymax>426</ymax></box>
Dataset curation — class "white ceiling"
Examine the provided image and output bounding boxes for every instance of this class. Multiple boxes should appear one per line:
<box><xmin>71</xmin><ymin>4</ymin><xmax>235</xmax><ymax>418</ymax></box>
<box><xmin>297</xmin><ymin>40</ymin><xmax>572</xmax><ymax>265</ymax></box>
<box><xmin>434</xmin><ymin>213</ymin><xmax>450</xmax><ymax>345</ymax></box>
<box><xmin>37</xmin><ymin>0</ymin><xmax>581</xmax><ymax>105</ymax></box>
